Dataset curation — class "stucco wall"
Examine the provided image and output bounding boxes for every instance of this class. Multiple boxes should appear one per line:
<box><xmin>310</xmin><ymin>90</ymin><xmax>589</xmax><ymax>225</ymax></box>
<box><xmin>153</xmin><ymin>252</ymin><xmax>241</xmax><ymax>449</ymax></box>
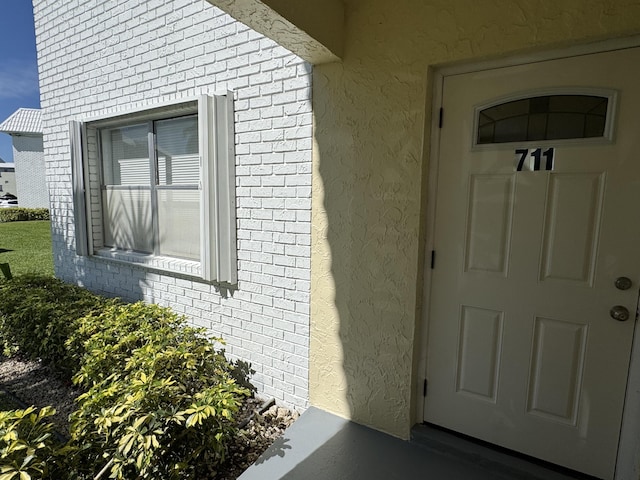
<box><xmin>309</xmin><ymin>0</ymin><xmax>640</xmax><ymax>438</ymax></box>
<box><xmin>12</xmin><ymin>135</ymin><xmax>48</xmax><ymax>208</ymax></box>
<box><xmin>33</xmin><ymin>0</ymin><xmax>312</xmax><ymax>410</ymax></box>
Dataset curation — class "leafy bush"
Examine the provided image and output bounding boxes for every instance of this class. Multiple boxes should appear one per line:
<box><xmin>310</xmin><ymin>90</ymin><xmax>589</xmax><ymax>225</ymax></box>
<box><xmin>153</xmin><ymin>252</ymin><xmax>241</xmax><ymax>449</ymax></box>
<box><xmin>0</xmin><ymin>208</ymin><xmax>49</xmax><ymax>223</ymax></box>
<box><xmin>66</xmin><ymin>302</ymin><xmax>250</xmax><ymax>479</ymax></box>
<box><xmin>0</xmin><ymin>406</ymin><xmax>65</xmax><ymax>480</ymax></box>
<box><xmin>0</xmin><ymin>275</ymin><xmax>115</xmax><ymax>377</ymax></box>
<box><xmin>0</xmin><ymin>278</ymin><xmax>254</xmax><ymax>479</ymax></box>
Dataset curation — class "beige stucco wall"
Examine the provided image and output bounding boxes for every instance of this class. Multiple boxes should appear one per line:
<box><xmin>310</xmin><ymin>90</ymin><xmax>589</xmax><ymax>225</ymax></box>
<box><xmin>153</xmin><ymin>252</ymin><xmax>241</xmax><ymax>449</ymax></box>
<box><xmin>309</xmin><ymin>0</ymin><xmax>640</xmax><ymax>439</ymax></box>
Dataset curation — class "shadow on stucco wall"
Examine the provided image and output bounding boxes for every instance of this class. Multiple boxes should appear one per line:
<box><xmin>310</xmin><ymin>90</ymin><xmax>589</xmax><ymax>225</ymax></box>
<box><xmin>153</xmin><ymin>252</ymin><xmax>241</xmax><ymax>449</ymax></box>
<box><xmin>310</xmin><ymin>1</ymin><xmax>433</xmax><ymax>438</ymax></box>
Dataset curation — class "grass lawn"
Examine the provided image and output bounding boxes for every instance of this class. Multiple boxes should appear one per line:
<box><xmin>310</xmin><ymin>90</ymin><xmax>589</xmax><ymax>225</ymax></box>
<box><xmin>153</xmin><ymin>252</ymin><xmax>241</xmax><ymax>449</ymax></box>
<box><xmin>0</xmin><ymin>220</ymin><xmax>54</xmax><ymax>277</ymax></box>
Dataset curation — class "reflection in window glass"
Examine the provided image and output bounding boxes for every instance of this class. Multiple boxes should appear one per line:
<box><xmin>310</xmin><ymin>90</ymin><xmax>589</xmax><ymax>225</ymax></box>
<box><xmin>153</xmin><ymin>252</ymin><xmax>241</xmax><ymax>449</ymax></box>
<box><xmin>477</xmin><ymin>95</ymin><xmax>608</xmax><ymax>144</ymax></box>
<box><xmin>102</xmin><ymin>124</ymin><xmax>150</xmax><ymax>185</ymax></box>
<box><xmin>156</xmin><ymin>115</ymin><xmax>199</xmax><ymax>186</ymax></box>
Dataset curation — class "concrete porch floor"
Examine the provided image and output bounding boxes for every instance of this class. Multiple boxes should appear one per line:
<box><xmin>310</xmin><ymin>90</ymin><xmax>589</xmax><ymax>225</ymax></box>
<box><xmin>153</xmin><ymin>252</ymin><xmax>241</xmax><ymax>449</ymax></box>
<box><xmin>238</xmin><ymin>407</ymin><xmax>587</xmax><ymax>480</ymax></box>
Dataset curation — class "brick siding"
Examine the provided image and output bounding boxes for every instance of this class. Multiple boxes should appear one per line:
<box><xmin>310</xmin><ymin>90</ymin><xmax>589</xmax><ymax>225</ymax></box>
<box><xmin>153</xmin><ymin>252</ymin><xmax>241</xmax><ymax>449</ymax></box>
<box><xmin>32</xmin><ymin>0</ymin><xmax>312</xmax><ymax>409</ymax></box>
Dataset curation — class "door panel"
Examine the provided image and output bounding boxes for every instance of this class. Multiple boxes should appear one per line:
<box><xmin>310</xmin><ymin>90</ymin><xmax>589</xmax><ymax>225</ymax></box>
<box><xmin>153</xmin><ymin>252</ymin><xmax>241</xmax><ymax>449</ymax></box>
<box><xmin>540</xmin><ymin>173</ymin><xmax>604</xmax><ymax>284</ymax></box>
<box><xmin>456</xmin><ymin>305</ymin><xmax>504</xmax><ymax>401</ymax></box>
<box><xmin>527</xmin><ymin>316</ymin><xmax>587</xmax><ymax>424</ymax></box>
<box><xmin>425</xmin><ymin>47</ymin><xmax>640</xmax><ymax>479</ymax></box>
<box><xmin>464</xmin><ymin>174</ymin><xmax>515</xmax><ymax>275</ymax></box>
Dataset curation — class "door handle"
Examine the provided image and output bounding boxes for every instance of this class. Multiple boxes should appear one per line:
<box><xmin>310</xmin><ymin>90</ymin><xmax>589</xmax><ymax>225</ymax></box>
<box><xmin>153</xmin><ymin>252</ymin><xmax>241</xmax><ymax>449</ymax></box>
<box><xmin>615</xmin><ymin>277</ymin><xmax>633</xmax><ymax>290</ymax></box>
<box><xmin>610</xmin><ymin>305</ymin><xmax>630</xmax><ymax>322</ymax></box>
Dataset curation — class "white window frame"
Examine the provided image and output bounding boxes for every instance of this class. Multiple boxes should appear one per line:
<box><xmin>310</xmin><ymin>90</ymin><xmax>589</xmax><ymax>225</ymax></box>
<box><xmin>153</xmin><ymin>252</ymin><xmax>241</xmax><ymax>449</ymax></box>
<box><xmin>70</xmin><ymin>94</ymin><xmax>237</xmax><ymax>284</ymax></box>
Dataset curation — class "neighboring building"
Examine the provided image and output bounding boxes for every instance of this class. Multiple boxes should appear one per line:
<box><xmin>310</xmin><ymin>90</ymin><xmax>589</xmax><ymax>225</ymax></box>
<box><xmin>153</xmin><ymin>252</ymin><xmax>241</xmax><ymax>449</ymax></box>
<box><xmin>34</xmin><ymin>0</ymin><xmax>640</xmax><ymax>479</ymax></box>
<box><xmin>0</xmin><ymin>108</ymin><xmax>48</xmax><ymax>208</ymax></box>
<box><xmin>33</xmin><ymin>0</ymin><xmax>312</xmax><ymax>411</ymax></box>
<box><xmin>0</xmin><ymin>162</ymin><xmax>16</xmax><ymax>196</ymax></box>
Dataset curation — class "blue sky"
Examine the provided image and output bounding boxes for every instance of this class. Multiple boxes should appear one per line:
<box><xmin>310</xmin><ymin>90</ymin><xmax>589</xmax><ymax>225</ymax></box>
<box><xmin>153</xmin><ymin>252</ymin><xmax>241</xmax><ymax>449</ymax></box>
<box><xmin>0</xmin><ymin>1</ymin><xmax>40</xmax><ymax>163</ymax></box>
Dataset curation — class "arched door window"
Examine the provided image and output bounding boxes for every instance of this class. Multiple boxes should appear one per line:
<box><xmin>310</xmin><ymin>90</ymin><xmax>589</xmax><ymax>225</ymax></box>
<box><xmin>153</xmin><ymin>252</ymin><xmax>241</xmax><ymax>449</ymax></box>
<box><xmin>476</xmin><ymin>94</ymin><xmax>613</xmax><ymax>145</ymax></box>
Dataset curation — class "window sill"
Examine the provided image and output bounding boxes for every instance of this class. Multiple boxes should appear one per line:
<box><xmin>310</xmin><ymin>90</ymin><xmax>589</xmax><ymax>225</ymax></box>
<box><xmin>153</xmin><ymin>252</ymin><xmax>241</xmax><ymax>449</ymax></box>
<box><xmin>94</xmin><ymin>248</ymin><xmax>202</xmax><ymax>278</ymax></box>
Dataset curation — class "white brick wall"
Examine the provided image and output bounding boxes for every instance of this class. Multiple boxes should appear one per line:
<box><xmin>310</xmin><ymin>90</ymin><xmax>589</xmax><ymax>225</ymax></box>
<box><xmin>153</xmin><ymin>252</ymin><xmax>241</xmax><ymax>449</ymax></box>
<box><xmin>12</xmin><ymin>135</ymin><xmax>49</xmax><ymax>209</ymax></box>
<box><xmin>33</xmin><ymin>0</ymin><xmax>312</xmax><ymax>409</ymax></box>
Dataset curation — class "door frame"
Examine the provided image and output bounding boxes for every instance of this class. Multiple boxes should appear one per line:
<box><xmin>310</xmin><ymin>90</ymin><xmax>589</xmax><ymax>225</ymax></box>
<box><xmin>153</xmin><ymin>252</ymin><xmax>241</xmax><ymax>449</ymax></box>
<box><xmin>416</xmin><ymin>35</ymin><xmax>640</xmax><ymax>479</ymax></box>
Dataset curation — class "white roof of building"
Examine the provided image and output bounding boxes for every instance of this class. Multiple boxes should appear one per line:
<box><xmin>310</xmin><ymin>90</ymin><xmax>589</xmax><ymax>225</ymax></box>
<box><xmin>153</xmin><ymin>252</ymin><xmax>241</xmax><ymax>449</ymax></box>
<box><xmin>0</xmin><ymin>108</ymin><xmax>42</xmax><ymax>135</ymax></box>
<box><xmin>0</xmin><ymin>163</ymin><xmax>15</xmax><ymax>170</ymax></box>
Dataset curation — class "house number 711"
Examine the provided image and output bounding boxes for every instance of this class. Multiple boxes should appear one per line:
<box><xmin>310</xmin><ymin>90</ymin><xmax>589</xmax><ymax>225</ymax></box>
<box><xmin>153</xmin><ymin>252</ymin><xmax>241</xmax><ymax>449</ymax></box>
<box><xmin>515</xmin><ymin>148</ymin><xmax>555</xmax><ymax>171</ymax></box>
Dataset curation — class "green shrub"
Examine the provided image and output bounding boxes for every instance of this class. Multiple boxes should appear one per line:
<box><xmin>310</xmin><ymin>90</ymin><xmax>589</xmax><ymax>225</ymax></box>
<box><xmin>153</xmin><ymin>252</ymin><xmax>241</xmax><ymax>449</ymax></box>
<box><xmin>0</xmin><ymin>208</ymin><xmax>49</xmax><ymax>223</ymax></box>
<box><xmin>0</xmin><ymin>406</ymin><xmax>66</xmax><ymax>480</ymax></box>
<box><xmin>0</xmin><ymin>275</ymin><xmax>118</xmax><ymax>377</ymax></box>
<box><xmin>0</xmin><ymin>279</ymin><xmax>254</xmax><ymax>479</ymax></box>
<box><xmin>66</xmin><ymin>302</ymin><xmax>251</xmax><ymax>479</ymax></box>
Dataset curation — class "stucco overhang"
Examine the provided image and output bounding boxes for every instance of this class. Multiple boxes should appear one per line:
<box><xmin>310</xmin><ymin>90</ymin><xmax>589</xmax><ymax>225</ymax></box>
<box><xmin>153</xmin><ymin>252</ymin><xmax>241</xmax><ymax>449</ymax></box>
<box><xmin>204</xmin><ymin>0</ymin><xmax>344</xmax><ymax>64</ymax></box>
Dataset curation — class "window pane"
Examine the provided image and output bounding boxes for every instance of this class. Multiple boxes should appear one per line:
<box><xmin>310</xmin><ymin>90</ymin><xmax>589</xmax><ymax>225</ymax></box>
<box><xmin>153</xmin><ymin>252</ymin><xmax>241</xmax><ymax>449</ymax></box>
<box><xmin>477</xmin><ymin>123</ymin><xmax>495</xmax><ymax>144</ymax></box>
<box><xmin>485</xmin><ymin>98</ymin><xmax>530</xmax><ymax>121</ymax></box>
<box><xmin>527</xmin><ymin>113</ymin><xmax>548</xmax><ymax>141</ymax></box>
<box><xmin>477</xmin><ymin>95</ymin><xmax>609</xmax><ymax>144</ymax></box>
<box><xmin>103</xmin><ymin>188</ymin><xmax>153</xmax><ymax>253</ymax></box>
<box><xmin>102</xmin><ymin>124</ymin><xmax>150</xmax><ymax>185</ymax></box>
<box><xmin>547</xmin><ymin>113</ymin><xmax>586</xmax><ymax>140</ymax></box>
<box><xmin>585</xmin><ymin>114</ymin><xmax>607</xmax><ymax>138</ymax></box>
<box><xmin>548</xmin><ymin>95</ymin><xmax>604</xmax><ymax>113</ymax></box>
<box><xmin>493</xmin><ymin>115</ymin><xmax>529</xmax><ymax>144</ymax></box>
<box><xmin>156</xmin><ymin>116</ymin><xmax>199</xmax><ymax>186</ymax></box>
<box><xmin>157</xmin><ymin>189</ymin><xmax>200</xmax><ymax>260</ymax></box>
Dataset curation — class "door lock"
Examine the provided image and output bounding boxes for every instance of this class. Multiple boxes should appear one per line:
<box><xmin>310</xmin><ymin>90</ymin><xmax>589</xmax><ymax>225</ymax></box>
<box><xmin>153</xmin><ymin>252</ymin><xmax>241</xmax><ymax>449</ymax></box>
<box><xmin>610</xmin><ymin>305</ymin><xmax>630</xmax><ymax>322</ymax></box>
<box><xmin>615</xmin><ymin>277</ymin><xmax>633</xmax><ymax>291</ymax></box>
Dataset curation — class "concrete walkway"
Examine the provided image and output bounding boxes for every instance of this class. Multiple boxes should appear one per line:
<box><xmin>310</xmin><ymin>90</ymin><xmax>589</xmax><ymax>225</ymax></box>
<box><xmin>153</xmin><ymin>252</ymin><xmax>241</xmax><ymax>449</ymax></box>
<box><xmin>239</xmin><ymin>407</ymin><xmax>585</xmax><ymax>480</ymax></box>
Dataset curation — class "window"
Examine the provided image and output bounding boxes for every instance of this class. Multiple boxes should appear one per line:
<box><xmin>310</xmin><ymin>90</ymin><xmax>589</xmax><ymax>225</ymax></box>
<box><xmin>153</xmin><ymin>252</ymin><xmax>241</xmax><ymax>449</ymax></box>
<box><xmin>101</xmin><ymin>116</ymin><xmax>200</xmax><ymax>260</ymax></box>
<box><xmin>70</xmin><ymin>94</ymin><xmax>237</xmax><ymax>284</ymax></box>
<box><xmin>476</xmin><ymin>93</ymin><xmax>614</xmax><ymax>145</ymax></box>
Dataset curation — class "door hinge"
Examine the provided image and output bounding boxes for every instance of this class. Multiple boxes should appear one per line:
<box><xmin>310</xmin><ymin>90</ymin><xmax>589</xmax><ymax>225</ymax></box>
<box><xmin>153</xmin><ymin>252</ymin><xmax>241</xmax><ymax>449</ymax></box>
<box><xmin>423</xmin><ymin>378</ymin><xmax>428</xmax><ymax>397</ymax></box>
<box><xmin>430</xmin><ymin>250</ymin><xmax>435</xmax><ymax>269</ymax></box>
<box><xmin>438</xmin><ymin>107</ymin><xmax>443</xmax><ymax>128</ymax></box>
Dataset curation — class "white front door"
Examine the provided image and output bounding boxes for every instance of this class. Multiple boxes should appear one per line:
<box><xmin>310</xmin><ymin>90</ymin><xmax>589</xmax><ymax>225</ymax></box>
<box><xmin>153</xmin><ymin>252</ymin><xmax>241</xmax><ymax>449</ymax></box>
<box><xmin>424</xmin><ymin>47</ymin><xmax>640</xmax><ymax>479</ymax></box>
